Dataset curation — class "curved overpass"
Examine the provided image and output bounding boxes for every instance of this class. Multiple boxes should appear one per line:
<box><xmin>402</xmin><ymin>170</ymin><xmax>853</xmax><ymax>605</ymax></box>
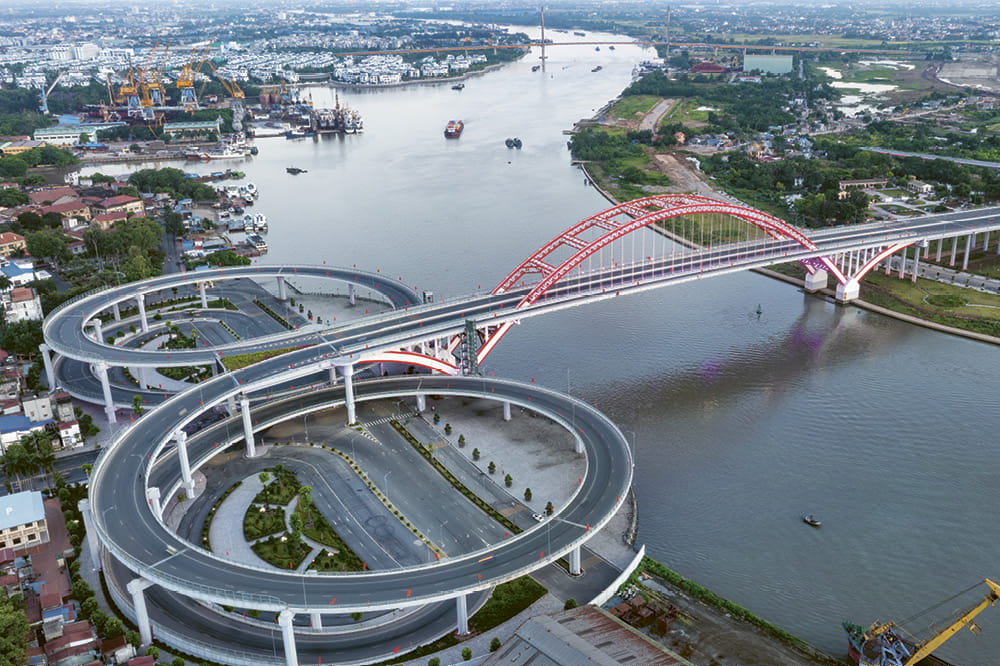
<box><xmin>90</xmin><ymin>371</ymin><xmax>633</xmax><ymax>613</ymax></box>
<box><xmin>43</xmin><ymin>264</ymin><xmax>422</xmax><ymax>366</ymax></box>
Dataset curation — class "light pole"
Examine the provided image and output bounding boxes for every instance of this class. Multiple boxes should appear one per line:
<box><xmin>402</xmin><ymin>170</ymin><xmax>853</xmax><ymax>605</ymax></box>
<box><xmin>439</xmin><ymin>519</ymin><xmax>449</xmax><ymax>547</ymax></box>
<box><xmin>384</xmin><ymin>470</ymin><xmax>392</xmax><ymax>505</ymax></box>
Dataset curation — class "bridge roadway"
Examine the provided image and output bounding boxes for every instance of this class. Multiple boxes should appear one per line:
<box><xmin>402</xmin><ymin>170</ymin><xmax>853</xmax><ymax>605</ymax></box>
<box><xmin>46</xmin><ymin>206</ymin><xmax>1000</xmax><ymax>385</ymax></box>
<box><xmin>90</xmin><ymin>373</ymin><xmax>632</xmax><ymax>613</ymax></box>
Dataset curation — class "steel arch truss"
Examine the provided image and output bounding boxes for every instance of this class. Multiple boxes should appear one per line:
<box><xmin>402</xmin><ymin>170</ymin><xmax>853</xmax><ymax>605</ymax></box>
<box><xmin>801</xmin><ymin>242</ymin><xmax>914</xmax><ymax>288</ymax></box>
<box><xmin>475</xmin><ymin>195</ymin><xmax>818</xmax><ymax>364</ymax></box>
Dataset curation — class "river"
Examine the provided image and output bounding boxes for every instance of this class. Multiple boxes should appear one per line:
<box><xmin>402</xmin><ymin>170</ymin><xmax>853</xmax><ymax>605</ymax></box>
<box><xmin>81</xmin><ymin>27</ymin><xmax>1000</xmax><ymax>663</ymax></box>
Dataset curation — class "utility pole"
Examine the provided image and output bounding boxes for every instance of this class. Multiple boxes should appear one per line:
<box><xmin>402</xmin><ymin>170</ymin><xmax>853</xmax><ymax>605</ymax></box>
<box><xmin>665</xmin><ymin>6</ymin><xmax>671</xmax><ymax>62</ymax></box>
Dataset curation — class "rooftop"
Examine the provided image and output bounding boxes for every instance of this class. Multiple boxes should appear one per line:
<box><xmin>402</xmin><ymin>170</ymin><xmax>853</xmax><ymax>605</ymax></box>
<box><xmin>0</xmin><ymin>490</ymin><xmax>45</xmax><ymax>532</ymax></box>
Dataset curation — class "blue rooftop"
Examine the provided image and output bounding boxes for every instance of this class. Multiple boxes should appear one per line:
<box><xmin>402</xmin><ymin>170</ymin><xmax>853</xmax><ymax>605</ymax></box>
<box><xmin>0</xmin><ymin>490</ymin><xmax>45</xmax><ymax>531</ymax></box>
<box><xmin>0</xmin><ymin>413</ymin><xmax>52</xmax><ymax>434</ymax></box>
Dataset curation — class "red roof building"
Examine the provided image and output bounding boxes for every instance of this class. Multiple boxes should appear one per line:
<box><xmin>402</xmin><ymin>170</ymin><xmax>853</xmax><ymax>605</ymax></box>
<box><xmin>691</xmin><ymin>61</ymin><xmax>728</xmax><ymax>74</ymax></box>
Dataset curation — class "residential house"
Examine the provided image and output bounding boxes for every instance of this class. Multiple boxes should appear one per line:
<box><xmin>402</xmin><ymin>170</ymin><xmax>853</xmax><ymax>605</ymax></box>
<box><xmin>37</xmin><ymin>200</ymin><xmax>91</xmax><ymax>223</ymax></box>
<box><xmin>91</xmin><ymin>195</ymin><xmax>143</xmax><ymax>217</ymax></box>
<box><xmin>27</xmin><ymin>187</ymin><xmax>79</xmax><ymax>207</ymax></box>
<box><xmin>0</xmin><ymin>491</ymin><xmax>49</xmax><ymax>551</ymax></box>
<box><xmin>908</xmin><ymin>180</ymin><xmax>934</xmax><ymax>195</ymax></box>
<box><xmin>4</xmin><ymin>287</ymin><xmax>43</xmax><ymax>323</ymax></box>
<box><xmin>0</xmin><ymin>414</ymin><xmax>52</xmax><ymax>452</ymax></box>
<box><xmin>0</xmin><ymin>232</ymin><xmax>26</xmax><ymax>258</ymax></box>
<box><xmin>90</xmin><ymin>211</ymin><xmax>128</xmax><ymax>231</ymax></box>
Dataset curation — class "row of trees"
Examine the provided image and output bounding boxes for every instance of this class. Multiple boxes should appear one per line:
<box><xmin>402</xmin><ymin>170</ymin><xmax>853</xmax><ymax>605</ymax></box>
<box><xmin>127</xmin><ymin>167</ymin><xmax>217</xmax><ymax>202</ymax></box>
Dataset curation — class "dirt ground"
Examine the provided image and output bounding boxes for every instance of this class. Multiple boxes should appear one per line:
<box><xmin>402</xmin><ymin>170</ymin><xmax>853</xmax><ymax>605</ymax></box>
<box><xmin>632</xmin><ymin>572</ymin><xmax>843</xmax><ymax>666</ymax></box>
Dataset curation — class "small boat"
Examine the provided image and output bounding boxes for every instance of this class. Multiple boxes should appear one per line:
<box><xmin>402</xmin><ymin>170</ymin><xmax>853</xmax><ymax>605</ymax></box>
<box><xmin>286</xmin><ymin>167</ymin><xmax>307</xmax><ymax>175</ymax></box>
<box><xmin>801</xmin><ymin>514</ymin><xmax>821</xmax><ymax>528</ymax></box>
<box><xmin>592</xmin><ymin>66</ymin><xmax>603</xmax><ymax>72</ymax></box>
<box><xmin>505</xmin><ymin>138</ymin><xmax>514</xmax><ymax>148</ymax></box>
<box><xmin>451</xmin><ymin>83</ymin><xmax>465</xmax><ymax>91</ymax></box>
<box><xmin>244</xmin><ymin>182</ymin><xmax>258</xmax><ymax>197</ymax></box>
<box><xmin>512</xmin><ymin>137</ymin><xmax>522</xmax><ymax>149</ymax></box>
<box><xmin>531</xmin><ymin>65</ymin><xmax>540</xmax><ymax>72</ymax></box>
<box><xmin>444</xmin><ymin>120</ymin><xmax>464</xmax><ymax>138</ymax></box>
<box><xmin>609</xmin><ymin>45</ymin><xmax>615</xmax><ymax>50</ymax></box>
<box><xmin>595</xmin><ymin>46</ymin><xmax>601</xmax><ymax>51</ymax></box>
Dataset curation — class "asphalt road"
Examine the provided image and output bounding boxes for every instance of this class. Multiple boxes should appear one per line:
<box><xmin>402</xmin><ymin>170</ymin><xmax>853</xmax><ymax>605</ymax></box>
<box><xmin>89</xmin><ymin>374</ymin><xmax>633</xmax><ymax>614</ymax></box>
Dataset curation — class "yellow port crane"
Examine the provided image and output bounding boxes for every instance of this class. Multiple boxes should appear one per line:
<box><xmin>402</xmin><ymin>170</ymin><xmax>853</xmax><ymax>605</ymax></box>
<box><xmin>176</xmin><ymin>45</ymin><xmax>210</xmax><ymax>111</ymax></box>
<box><xmin>861</xmin><ymin>579</ymin><xmax>1000</xmax><ymax>666</ymax></box>
<box><xmin>117</xmin><ymin>62</ymin><xmax>141</xmax><ymax>117</ymax></box>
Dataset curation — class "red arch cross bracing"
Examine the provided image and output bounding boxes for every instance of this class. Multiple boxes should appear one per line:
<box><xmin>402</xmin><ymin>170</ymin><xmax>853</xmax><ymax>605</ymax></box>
<box><xmin>476</xmin><ymin>195</ymin><xmax>817</xmax><ymax>364</ymax></box>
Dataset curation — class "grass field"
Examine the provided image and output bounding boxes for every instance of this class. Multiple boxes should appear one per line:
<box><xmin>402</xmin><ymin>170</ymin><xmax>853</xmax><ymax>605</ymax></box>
<box><xmin>608</xmin><ymin>95</ymin><xmax>660</xmax><ymax>120</ymax></box>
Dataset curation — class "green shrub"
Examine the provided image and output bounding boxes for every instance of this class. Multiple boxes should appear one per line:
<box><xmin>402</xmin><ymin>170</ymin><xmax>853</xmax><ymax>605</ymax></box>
<box><xmin>461</xmin><ymin>647</ymin><xmax>472</xmax><ymax>661</ymax></box>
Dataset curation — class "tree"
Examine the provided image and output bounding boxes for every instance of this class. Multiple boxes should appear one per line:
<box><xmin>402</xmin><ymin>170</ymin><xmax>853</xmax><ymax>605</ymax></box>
<box><xmin>82</xmin><ymin>463</ymin><xmax>93</xmax><ymax>477</ymax></box>
<box><xmin>457</xmin><ymin>434</ymin><xmax>465</xmax><ymax>447</ymax></box>
<box><xmin>132</xmin><ymin>395</ymin><xmax>144</xmax><ymax>416</ymax></box>
<box><xmin>25</xmin><ymin>229</ymin><xmax>70</xmax><ymax>263</ymax></box>
<box><xmin>564</xmin><ymin>598</ymin><xmax>578</xmax><ymax>610</ymax></box>
<box><xmin>433</xmin><ymin>412</ymin><xmax>440</xmax><ymax>425</ymax></box>
<box><xmin>461</xmin><ymin>647</ymin><xmax>472</xmax><ymax>661</ymax></box>
<box><xmin>428</xmin><ymin>659</ymin><xmax>440</xmax><ymax>666</ymax></box>
<box><xmin>0</xmin><ymin>319</ymin><xmax>43</xmax><ymax>357</ymax></box>
<box><xmin>171</xmin><ymin>657</ymin><xmax>185</xmax><ymax>666</ymax></box>
<box><xmin>0</xmin><ymin>594</ymin><xmax>30</xmax><ymax>664</ymax></box>
<box><xmin>259</xmin><ymin>471</ymin><xmax>270</xmax><ymax>484</ymax></box>
<box><xmin>289</xmin><ymin>513</ymin><xmax>303</xmax><ymax>541</ymax></box>
<box><xmin>524</xmin><ymin>488</ymin><xmax>532</xmax><ymax>501</ymax></box>
<box><xmin>145</xmin><ymin>645</ymin><xmax>159</xmax><ymax>659</ymax></box>
<box><xmin>490</xmin><ymin>637</ymin><xmax>502</xmax><ymax>652</ymax></box>
<box><xmin>545</xmin><ymin>501</ymin><xmax>554</xmax><ymax>516</ymax></box>
<box><xmin>488</xmin><ymin>461</ymin><xmax>496</xmax><ymax>474</ymax></box>
<box><xmin>444</xmin><ymin>423</ymin><xmax>452</xmax><ymax>435</ymax></box>
<box><xmin>351</xmin><ymin>611</ymin><xmax>363</xmax><ymax>622</ymax></box>
<box><xmin>472</xmin><ymin>447</ymin><xmax>480</xmax><ymax>461</ymax></box>
<box><xmin>504</xmin><ymin>473</ymin><xmax>512</xmax><ymax>488</ymax></box>
<box><xmin>0</xmin><ymin>187</ymin><xmax>27</xmax><ymax>208</ymax></box>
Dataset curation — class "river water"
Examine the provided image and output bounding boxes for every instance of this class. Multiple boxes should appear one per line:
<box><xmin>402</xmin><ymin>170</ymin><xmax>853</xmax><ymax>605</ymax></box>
<box><xmin>81</xmin><ymin>28</ymin><xmax>1000</xmax><ymax>663</ymax></box>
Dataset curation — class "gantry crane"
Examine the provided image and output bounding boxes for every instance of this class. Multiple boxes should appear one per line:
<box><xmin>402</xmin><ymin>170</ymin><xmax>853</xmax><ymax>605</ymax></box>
<box><xmin>176</xmin><ymin>45</ymin><xmax>210</xmax><ymax>111</ymax></box>
<box><xmin>205</xmin><ymin>61</ymin><xmax>246</xmax><ymax>131</ymax></box>
<box><xmin>141</xmin><ymin>42</ymin><xmax>169</xmax><ymax>107</ymax></box>
<box><xmin>38</xmin><ymin>71</ymin><xmax>64</xmax><ymax>114</ymax></box>
<box><xmin>118</xmin><ymin>62</ymin><xmax>142</xmax><ymax>117</ymax></box>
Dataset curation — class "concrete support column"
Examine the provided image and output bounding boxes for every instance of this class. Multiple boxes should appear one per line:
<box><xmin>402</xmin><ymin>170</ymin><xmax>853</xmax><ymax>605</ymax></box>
<box><xmin>348</xmin><ymin>283</ymin><xmax>356</xmax><ymax>306</ymax></box>
<box><xmin>569</xmin><ymin>546</ymin><xmax>582</xmax><ymax>575</ymax></box>
<box><xmin>174</xmin><ymin>430</ymin><xmax>195</xmax><ymax>498</ymax></box>
<box><xmin>836</xmin><ymin>280</ymin><xmax>860</xmax><ymax>303</ymax></box>
<box><xmin>199</xmin><ymin>282</ymin><xmax>208</xmax><ymax>309</ymax></box>
<box><xmin>277</xmin><ymin>276</ymin><xmax>288</xmax><ymax>301</ymax></box>
<box><xmin>897</xmin><ymin>248</ymin><xmax>906</xmax><ymax>279</ymax></box>
<box><xmin>503</xmin><ymin>401</ymin><xmax>511</xmax><ymax>421</ymax></box>
<box><xmin>38</xmin><ymin>344</ymin><xmax>55</xmax><ymax>392</ymax></box>
<box><xmin>416</xmin><ymin>394</ymin><xmax>426</xmax><ymax>413</ymax></box>
<box><xmin>227</xmin><ymin>394</ymin><xmax>237</xmax><ymax>415</ymax></box>
<box><xmin>329</xmin><ymin>367</ymin><xmax>338</xmax><ymax>385</ymax></box>
<box><xmin>137</xmin><ymin>293</ymin><xmax>149</xmax><ymax>333</ymax></box>
<box><xmin>924</xmin><ymin>243</ymin><xmax>931</xmax><ymax>259</ymax></box>
<box><xmin>113</xmin><ymin>303</ymin><xmax>121</xmax><ymax>321</ymax></box>
<box><xmin>911</xmin><ymin>246</ymin><xmax>921</xmax><ymax>283</ymax></box>
<box><xmin>963</xmin><ymin>234</ymin><xmax>973</xmax><ymax>271</ymax></box>
<box><xmin>96</xmin><ymin>363</ymin><xmax>116</xmax><ymax>424</ymax></box>
<box><xmin>127</xmin><ymin>578</ymin><xmax>154</xmax><ymax>646</ymax></box>
<box><xmin>936</xmin><ymin>240</ymin><xmax>943</xmax><ymax>262</ymax></box>
<box><xmin>90</xmin><ymin>318</ymin><xmax>102</xmax><ymax>342</ymax></box>
<box><xmin>278</xmin><ymin>609</ymin><xmax>299</xmax><ymax>666</ymax></box>
<box><xmin>145</xmin><ymin>487</ymin><xmax>161</xmax><ymax>518</ymax></box>
<box><xmin>803</xmin><ymin>269</ymin><xmax>828</xmax><ymax>293</ymax></box>
<box><xmin>311</xmin><ymin>612</ymin><xmax>322</xmax><ymax>629</ymax></box>
<box><xmin>456</xmin><ymin>594</ymin><xmax>469</xmax><ymax>635</ymax></box>
<box><xmin>78</xmin><ymin>499</ymin><xmax>102</xmax><ymax>572</ymax></box>
<box><xmin>950</xmin><ymin>236</ymin><xmax>959</xmax><ymax>266</ymax></box>
<box><xmin>240</xmin><ymin>394</ymin><xmax>256</xmax><ymax>458</ymax></box>
<box><xmin>574</xmin><ymin>433</ymin><xmax>584</xmax><ymax>455</ymax></box>
<box><xmin>985</xmin><ymin>231</ymin><xmax>991</xmax><ymax>252</ymax></box>
<box><xmin>341</xmin><ymin>364</ymin><xmax>356</xmax><ymax>425</ymax></box>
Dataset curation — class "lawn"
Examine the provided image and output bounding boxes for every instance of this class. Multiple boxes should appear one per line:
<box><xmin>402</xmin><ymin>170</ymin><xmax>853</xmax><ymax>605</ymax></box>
<box><xmin>254</xmin><ymin>467</ymin><xmax>302</xmax><ymax>506</ymax></box>
<box><xmin>608</xmin><ymin>95</ymin><xmax>660</xmax><ymax>120</ymax></box>
<box><xmin>468</xmin><ymin>576</ymin><xmax>547</xmax><ymax>634</ymax></box>
<box><xmin>251</xmin><ymin>533</ymin><xmax>312</xmax><ymax>570</ymax></box>
<box><xmin>298</xmin><ymin>503</ymin><xmax>365</xmax><ymax>571</ymax></box>
<box><xmin>244</xmin><ymin>505</ymin><xmax>286</xmax><ymax>541</ymax></box>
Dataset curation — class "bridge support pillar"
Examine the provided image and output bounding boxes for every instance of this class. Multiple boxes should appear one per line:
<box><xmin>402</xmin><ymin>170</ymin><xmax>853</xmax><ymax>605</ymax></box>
<box><xmin>503</xmin><ymin>401</ymin><xmax>511</xmax><ymax>421</ymax></box>
<box><xmin>96</xmin><ymin>363</ymin><xmax>116</xmax><ymax>424</ymax></box>
<box><xmin>936</xmin><ymin>240</ymin><xmax>943</xmax><ymax>263</ymax></box>
<box><xmin>456</xmin><ymin>593</ymin><xmax>469</xmax><ymax>635</ymax></box>
<box><xmin>803</xmin><ymin>269</ymin><xmax>827</xmax><ymax>293</ymax></box>
<box><xmin>174</xmin><ymin>430</ymin><xmax>195</xmax><ymax>499</ymax></box>
<box><xmin>574</xmin><ymin>433</ymin><xmax>584</xmax><ymax>455</ymax></box>
<box><xmin>278</xmin><ymin>609</ymin><xmax>299</xmax><ymax>666</ymax></box>
<box><xmin>137</xmin><ymin>293</ymin><xmax>148</xmax><ymax>333</ymax></box>
<box><xmin>329</xmin><ymin>367</ymin><xmax>338</xmax><ymax>385</ymax></box>
<box><xmin>897</xmin><ymin>248</ymin><xmax>906</xmax><ymax>279</ymax></box>
<box><xmin>145</xmin><ymin>487</ymin><xmax>161</xmax><ymax>518</ymax></box>
<box><xmin>38</xmin><ymin>344</ymin><xmax>55</xmax><ymax>392</ymax></box>
<box><xmin>227</xmin><ymin>394</ymin><xmax>237</xmax><ymax>415</ymax></box>
<box><xmin>569</xmin><ymin>546</ymin><xmax>582</xmax><ymax>575</ymax></box>
<box><xmin>113</xmin><ymin>303</ymin><xmax>121</xmax><ymax>321</ymax></box>
<box><xmin>836</xmin><ymin>281</ymin><xmax>860</xmax><ymax>303</ymax></box>
<box><xmin>127</xmin><ymin>578</ymin><xmax>154</xmax><ymax>646</ymax></box>
<box><xmin>90</xmin><ymin>318</ymin><xmax>102</xmax><ymax>342</ymax></box>
<box><xmin>986</xmin><ymin>231</ymin><xmax>992</xmax><ymax>252</ymax></box>
<box><xmin>911</xmin><ymin>246</ymin><xmax>921</xmax><ymax>283</ymax></box>
<box><xmin>276</xmin><ymin>276</ymin><xmax>288</xmax><ymax>302</ymax></box>
<box><xmin>78</xmin><ymin>499</ymin><xmax>102</xmax><ymax>572</ymax></box>
<box><xmin>311</xmin><ymin>612</ymin><xmax>322</xmax><ymax>629</ymax></box>
<box><xmin>950</xmin><ymin>236</ymin><xmax>958</xmax><ymax>266</ymax></box>
<box><xmin>199</xmin><ymin>282</ymin><xmax>208</xmax><ymax>309</ymax></box>
<box><xmin>963</xmin><ymin>234</ymin><xmax>973</xmax><ymax>270</ymax></box>
<box><xmin>240</xmin><ymin>394</ymin><xmax>256</xmax><ymax>458</ymax></box>
<box><xmin>340</xmin><ymin>364</ymin><xmax>356</xmax><ymax>425</ymax></box>
<box><xmin>416</xmin><ymin>394</ymin><xmax>426</xmax><ymax>413</ymax></box>
<box><xmin>348</xmin><ymin>283</ymin><xmax>356</xmax><ymax>306</ymax></box>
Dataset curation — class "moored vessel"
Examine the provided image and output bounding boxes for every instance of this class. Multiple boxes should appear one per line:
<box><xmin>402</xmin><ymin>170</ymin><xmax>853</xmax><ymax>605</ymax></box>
<box><xmin>444</xmin><ymin>120</ymin><xmax>464</xmax><ymax>138</ymax></box>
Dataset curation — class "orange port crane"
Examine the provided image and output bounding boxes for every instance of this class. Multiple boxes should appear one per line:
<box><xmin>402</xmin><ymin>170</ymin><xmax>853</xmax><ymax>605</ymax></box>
<box><xmin>117</xmin><ymin>61</ymin><xmax>141</xmax><ymax>117</ymax></box>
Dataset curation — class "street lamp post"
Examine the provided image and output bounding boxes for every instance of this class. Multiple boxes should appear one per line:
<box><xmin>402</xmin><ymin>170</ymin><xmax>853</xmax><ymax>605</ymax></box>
<box><xmin>384</xmin><ymin>470</ymin><xmax>392</xmax><ymax>505</ymax></box>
